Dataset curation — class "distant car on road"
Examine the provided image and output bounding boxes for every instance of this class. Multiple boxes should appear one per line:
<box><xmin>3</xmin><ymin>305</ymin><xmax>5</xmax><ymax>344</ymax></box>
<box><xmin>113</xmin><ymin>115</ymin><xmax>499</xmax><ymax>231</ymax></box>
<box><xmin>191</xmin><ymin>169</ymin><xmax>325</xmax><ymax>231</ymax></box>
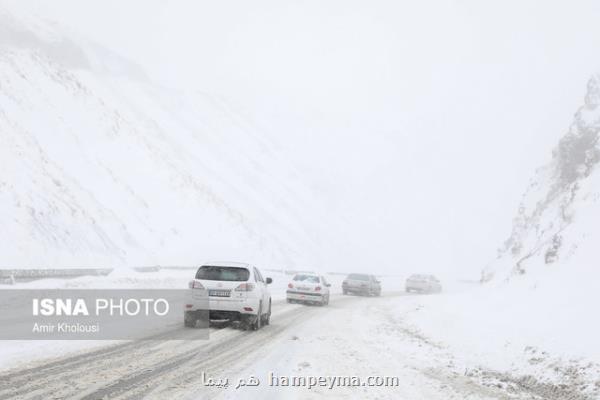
<box><xmin>185</xmin><ymin>262</ymin><xmax>272</xmax><ymax>330</ymax></box>
<box><xmin>286</xmin><ymin>273</ymin><xmax>330</xmax><ymax>306</ymax></box>
<box><xmin>342</xmin><ymin>273</ymin><xmax>381</xmax><ymax>296</ymax></box>
<box><xmin>405</xmin><ymin>274</ymin><xmax>442</xmax><ymax>293</ymax></box>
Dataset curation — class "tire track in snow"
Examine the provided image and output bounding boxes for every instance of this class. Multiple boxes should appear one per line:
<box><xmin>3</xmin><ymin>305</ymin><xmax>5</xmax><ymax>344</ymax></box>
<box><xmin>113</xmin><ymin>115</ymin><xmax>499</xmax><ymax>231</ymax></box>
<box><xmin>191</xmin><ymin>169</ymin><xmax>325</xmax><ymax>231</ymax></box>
<box><xmin>0</xmin><ymin>295</ymin><xmax>371</xmax><ymax>400</ymax></box>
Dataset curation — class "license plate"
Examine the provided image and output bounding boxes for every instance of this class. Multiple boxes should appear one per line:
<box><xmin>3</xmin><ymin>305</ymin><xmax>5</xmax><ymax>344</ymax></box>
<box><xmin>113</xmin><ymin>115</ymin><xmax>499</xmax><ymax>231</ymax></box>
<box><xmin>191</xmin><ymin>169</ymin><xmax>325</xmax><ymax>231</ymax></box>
<box><xmin>209</xmin><ymin>290</ymin><xmax>231</xmax><ymax>297</ymax></box>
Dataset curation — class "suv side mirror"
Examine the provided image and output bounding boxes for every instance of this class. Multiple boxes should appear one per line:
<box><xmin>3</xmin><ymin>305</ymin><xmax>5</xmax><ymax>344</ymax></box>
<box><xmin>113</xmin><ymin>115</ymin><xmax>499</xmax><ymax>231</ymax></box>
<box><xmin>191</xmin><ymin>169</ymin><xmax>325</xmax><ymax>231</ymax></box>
<box><xmin>266</xmin><ymin>277</ymin><xmax>273</xmax><ymax>284</ymax></box>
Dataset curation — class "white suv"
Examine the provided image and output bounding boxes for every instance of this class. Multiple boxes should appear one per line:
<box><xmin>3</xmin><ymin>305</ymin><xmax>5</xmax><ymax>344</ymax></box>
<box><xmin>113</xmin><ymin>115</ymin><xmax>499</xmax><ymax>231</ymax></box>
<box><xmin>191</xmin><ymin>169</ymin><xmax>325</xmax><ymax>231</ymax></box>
<box><xmin>185</xmin><ymin>262</ymin><xmax>272</xmax><ymax>330</ymax></box>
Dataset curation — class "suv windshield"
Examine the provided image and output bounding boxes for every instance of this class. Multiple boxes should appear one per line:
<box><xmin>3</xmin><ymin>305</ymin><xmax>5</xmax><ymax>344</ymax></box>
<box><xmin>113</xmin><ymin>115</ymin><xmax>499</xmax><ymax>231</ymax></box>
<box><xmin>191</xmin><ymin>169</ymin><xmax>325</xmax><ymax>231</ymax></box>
<box><xmin>293</xmin><ymin>274</ymin><xmax>320</xmax><ymax>283</ymax></box>
<box><xmin>348</xmin><ymin>274</ymin><xmax>369</xmax><ymax>281</ymax></box>
<box><xmin>195</xmin><ymin>266</ymin><xmax>250</xmax><ymax>281</ymax></box>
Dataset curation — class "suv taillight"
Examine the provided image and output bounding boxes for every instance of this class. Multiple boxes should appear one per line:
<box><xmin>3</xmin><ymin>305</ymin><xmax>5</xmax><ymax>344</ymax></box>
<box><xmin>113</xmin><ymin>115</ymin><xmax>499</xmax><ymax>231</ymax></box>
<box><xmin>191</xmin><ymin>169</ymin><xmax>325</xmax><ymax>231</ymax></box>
<box><xmin>235</xmin><ymin>283</ymin><xmax>255</xmax><ymax>292</ymax></box>
<box><xmin>189</xmin><ymin>280</ymin><xmax>204</xmax><ymax>289</ymax></box>
<box><xmin>315</xmin><ymin>286</ymin><xmax>322</xmax><ymax>291</ymax></box>
<box><xmin>288</xmin><ymin>283</ymin><xmax>293</xmax><ymax>289</ymax></box>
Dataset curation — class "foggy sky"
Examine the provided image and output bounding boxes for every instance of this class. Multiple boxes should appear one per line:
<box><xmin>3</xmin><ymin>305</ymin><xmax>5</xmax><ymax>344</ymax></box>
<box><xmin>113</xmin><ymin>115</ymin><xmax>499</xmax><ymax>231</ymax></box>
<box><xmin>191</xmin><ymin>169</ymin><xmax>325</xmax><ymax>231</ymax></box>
<box><xmin>6</xmin><ymin>0</ymin><xmax>600</xmax><ymax>277</ymax></box>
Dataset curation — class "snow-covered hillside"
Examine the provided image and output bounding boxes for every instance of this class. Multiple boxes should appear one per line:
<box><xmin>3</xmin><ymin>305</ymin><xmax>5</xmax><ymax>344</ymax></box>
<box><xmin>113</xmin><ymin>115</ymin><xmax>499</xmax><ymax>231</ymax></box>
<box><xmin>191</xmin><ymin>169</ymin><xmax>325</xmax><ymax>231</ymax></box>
<box><xmin>0</xmin><ymin>8</ymin><xmax>347</xmax><ymax>269</ymax></box>
<box><xmin>485</xmin><ymin>73</ymin><xmax>600</xmax><ymax>283</ymax></box>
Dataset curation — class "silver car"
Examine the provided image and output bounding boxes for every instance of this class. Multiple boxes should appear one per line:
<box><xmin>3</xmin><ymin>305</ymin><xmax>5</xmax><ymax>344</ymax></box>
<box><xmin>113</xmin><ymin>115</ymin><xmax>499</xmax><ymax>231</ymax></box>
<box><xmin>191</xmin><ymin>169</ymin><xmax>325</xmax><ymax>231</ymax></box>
<box><xmin>342</xmin><ymin>273</ymin><xmax>381</xmax><ymax>296</ymax></box>
<box><xmin>405</xmin><ymin>274</ymin><xmax>442</xmax><ymax>293</ymax></box>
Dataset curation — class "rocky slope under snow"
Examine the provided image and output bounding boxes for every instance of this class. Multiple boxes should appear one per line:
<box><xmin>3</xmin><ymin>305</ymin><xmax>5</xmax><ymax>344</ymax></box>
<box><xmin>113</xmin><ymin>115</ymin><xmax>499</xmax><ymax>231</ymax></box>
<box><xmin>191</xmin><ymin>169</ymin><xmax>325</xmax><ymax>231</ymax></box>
<box><xmin>485</xmin><ymin>74</ymin><xmax>600</xmax><ymax>282</ymax></box>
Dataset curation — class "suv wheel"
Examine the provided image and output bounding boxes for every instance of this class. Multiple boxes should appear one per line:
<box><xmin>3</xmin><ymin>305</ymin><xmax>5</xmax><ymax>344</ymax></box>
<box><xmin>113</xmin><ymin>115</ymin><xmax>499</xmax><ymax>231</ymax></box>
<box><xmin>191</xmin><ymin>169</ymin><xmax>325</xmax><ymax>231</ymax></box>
<box><xmin>184</xmin><ymin>311</ymin><xmax>195</xmax><ymax>328</ymax></box>
<box><xmin>262</xmin><ymin>300</ymin><xmax>271</xmax><ymax>325</ymax></box>
<box><xmin>252</xmin><ymin>303</ymin><xmax>263</xmax><ymax>331</ymax></box>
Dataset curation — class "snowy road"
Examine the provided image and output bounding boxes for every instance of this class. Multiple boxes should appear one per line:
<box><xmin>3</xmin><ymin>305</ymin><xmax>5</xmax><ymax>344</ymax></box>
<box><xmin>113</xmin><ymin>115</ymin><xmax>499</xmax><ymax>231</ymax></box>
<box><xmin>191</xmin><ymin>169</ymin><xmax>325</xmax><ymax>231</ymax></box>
<box><xmin>0</xmin><ymin>295</ymin><xmax>368</xmax><ymax>400</ymax></box>
<box><xmin>0</xmin><ymin>292</ymin><xmax>595</xmax><ymax>400</ymax></box>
